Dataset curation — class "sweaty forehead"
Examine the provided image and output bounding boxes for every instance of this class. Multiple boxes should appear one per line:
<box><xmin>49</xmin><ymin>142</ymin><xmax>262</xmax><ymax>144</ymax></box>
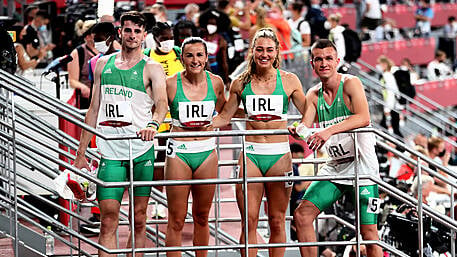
<box><xmin>122</xmin><ymin>20</ymin><xmax>144</xmax><ymax>30</ymax></box>
<box><xmin>312</xmin><ymin>47</ymin><xmax>337</xmax><ymax>58</ymax></box>
<box><xmin>254</xmin><ymin>37</ymin><xmax>276</xmax><ymax>48</ymax></box>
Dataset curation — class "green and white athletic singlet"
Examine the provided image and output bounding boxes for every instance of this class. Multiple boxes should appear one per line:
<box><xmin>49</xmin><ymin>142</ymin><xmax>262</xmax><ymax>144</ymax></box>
<box><xmin>170</xmin><ymin>71</ymin><xmax>217</xmax><ymax>127</ymax></box>
<box><xmin>317</xmin><ymin>74</ymin><xmax>379</xmax><ymax>185</ymax></box>
<box><xmin>96</xmin><ymin>53</ymin><xmax>154</xmax><ymax>160</ymax></box>
<box><xmin>241</xmin><ymin>69</ymin><xmax>289</xmax><ymax>121</ymax></box>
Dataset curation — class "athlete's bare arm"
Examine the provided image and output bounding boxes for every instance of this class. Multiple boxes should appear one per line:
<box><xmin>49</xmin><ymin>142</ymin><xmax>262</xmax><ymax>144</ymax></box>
<box><xmin>138</xmin><ymin>60</ymin><xmax>168</xmax><ymax>141</ymax></box>
<box><xmin>74</xmin><ymin>55</ymin><xmax>109</xmax><ymax>169</ymax></box>
<box><xmin>307</xmin><ymin>77</ymin><xmax>370</xmax><ymax>150</ymax></box>
<box><xmin>212</xmin><ymin>78</ymin><xmax>242</xmax><ymax>128</ymax></box>
<box><xmin>288</xmin><ymin>86</ymin><xmax>317</xmax><ymax>137</ymax></box>
<box><xmin>285</xmin><ymin>72</ymin><xmax>306</xmax><ymax>116</ymax></box>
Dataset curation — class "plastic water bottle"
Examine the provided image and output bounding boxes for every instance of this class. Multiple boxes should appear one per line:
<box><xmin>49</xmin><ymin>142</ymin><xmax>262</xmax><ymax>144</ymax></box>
<box><xmin>45</xmin><ymin>226</ymin><xmax>54</xmax><ymax>255</ymax></box>
<box><xmin>293</xmin><ymin>122</ymin><xmax>312</xmax><ymax>141</ymax></box>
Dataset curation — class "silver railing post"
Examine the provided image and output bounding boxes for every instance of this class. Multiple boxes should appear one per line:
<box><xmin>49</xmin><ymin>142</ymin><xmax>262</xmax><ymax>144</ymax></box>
<box><xmin>313</xmin><ymin>146</ymin><xmax>319</xmax><ymax>257</ymax></box>
<box><xmin>353</xmin><ymin>132</ymin><xmax>361</xmax><ymax>257</ymax></box>
<box><xmin>451</xmin><ymin>184</ymin><xmax>455</xmax><ymax>257</ymax></box>
<box><xmin>129</xmin><ymin>139</ymin><xmax>136</xmax><ymax>256</ymax></box>
<box><xmin>241</xmin><ymin>135</ymin><xmax>249</xmax><ymax>257</ymax></box>
<box><xmin>215</xmin><ymin>128</ymin><xmax>221</xmax><ymax>257</ymax></box>
<box><xmin>11</xmin><ymin>91</ymin><xmax>19</xmax><ymax>257</ymax></box>
<box><xmin>417</xmin><ymin>157</ymin><xmax>424</xmax><ymax>257</ymax></box>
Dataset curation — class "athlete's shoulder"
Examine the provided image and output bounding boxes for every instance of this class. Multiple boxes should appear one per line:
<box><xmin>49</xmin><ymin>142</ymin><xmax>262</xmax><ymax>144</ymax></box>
<box><xmin>279</xmin><ymin>69</ymin><xmax>301</xmax><ymax>86</ymax></box>
<box><xmin>206</xmin><ymin>71</ymin><xmax>224</xmax><ymax>84</ymax></box>
<box><xmin>166</xmin><ymin>72</ymin><xmax>179</xmax><ymax>84</ymax></box>
<box><xmin>342</xmin><ymin>73</ymin><xmax>364</xmax><ymax>92</ymax></box>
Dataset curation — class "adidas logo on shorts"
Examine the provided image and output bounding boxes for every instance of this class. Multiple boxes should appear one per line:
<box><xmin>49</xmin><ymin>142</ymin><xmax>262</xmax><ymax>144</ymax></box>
<box><xmin>246</xmin><ymin>145</ymin><xmax>254</xmax><ymax>151</ymax></box>
<box><xmin>177</xmin><ymin>144</ymin><xmax>187</xmax><ymax>150</ymax></box>
<box><xmin>361</xmin><ymin>188</ymin><xmax>370</xmax><ymax>195</ymax></box>
<box><xmin>144</xmin><ymin>160</ymin><xmax>153</xmax><ymax>167</ymax></box>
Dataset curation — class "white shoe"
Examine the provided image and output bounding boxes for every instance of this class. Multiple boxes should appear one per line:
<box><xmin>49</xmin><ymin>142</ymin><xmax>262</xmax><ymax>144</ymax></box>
<box><xmin>151</xmin><ymin>203</ymin><xmax>167</xmax><ymax>219</ymax></box>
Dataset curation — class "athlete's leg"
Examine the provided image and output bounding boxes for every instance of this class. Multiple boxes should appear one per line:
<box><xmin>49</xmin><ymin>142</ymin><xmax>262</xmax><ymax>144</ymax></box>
<box><xmin>126</xmin><ymin>196</ymin><xmax>150</xmax><ymax>257</ymax></box>
<box><xmin>191</xmin><ymin>150</ymin><xmax>218</xmax><ymax>257</ymax></box>
<box><xmin>236</xmin><ymin>153</ymin><xmax>264</xmax><ymax>257</ymax></box>
<box><xmin>294</xmin><ymin>181</ymin><xmax>344</xmax><ymax>257</ymax></box>
<box><xmin>294</xmin><ymin>200</ymin><xmax>320</xmax><ymax>257</ymax></box>
<box><xmin>99</xmin><ymin>199</ymin><xmax>121</xmax><ymax>257</ymax></box>
<box><xmin>165</xmin><ymin>155</ymin><xmax>192</xmax><ymax>257</ymax></box>
<box><xmin>361</xmin><ymin>224</ymin><xmax>382</xmax><ymax>257</ymax></box>
<box><xmin>264</xmin><ymin>153</ymin><xmax>293</xmax><ymax>257</ymax></box>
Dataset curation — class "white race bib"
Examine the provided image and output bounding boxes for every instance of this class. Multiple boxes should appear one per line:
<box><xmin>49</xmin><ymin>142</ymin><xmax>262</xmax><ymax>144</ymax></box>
<box><xmin>366</xmin><ymin>197</ymin><xmax>382</xmax><ymax>214</ymax></box>
<box><xmin>166</xmin><ymin>139</ymin><xmax>176</xmax><ymax>158</ymax></box>
<box><xmin>178</xmin><ymin>101</ymin><xmax>215</xmax><ymax>127</ymax></box>
<box><xmin>98</xmin><ymin>101</ymin><xmax>133</xmax><ymax>127</ymax></box>
<box><xmin>245</xmin><ymin>95</ymin><xmax>284</xmax><ymax>121</ymax></box>
<box><xmin>325</xmin><ymin>133</ymin><xmax>355</xmax><ymax>161</ymax></box>
<box><xmin>206</xmin><ymin>42</ymin><xmax>218</xmax><ymax>55</ymax></box>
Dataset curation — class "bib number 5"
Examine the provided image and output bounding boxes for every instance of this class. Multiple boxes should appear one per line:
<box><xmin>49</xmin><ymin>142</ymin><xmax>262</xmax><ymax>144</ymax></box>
<box><xmin>367</xmin><ymin>197</ymin><xmax>382</xmax><ymax>214</ymax></box>
<box><xmin>166</xmin><ymin>140</ymin><xmax>176</xmax><ymax>158</ymax></box>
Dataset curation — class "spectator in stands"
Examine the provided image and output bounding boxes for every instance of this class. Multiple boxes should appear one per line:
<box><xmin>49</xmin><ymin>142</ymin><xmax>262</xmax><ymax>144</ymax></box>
<box><xmin>413</xmin><ymin>133</ymin><xmax>428</xmax><ymax>149</ymax></box>
<box><xmin>174</xmin><ymin>20</ymin><xmax>198</xmax><ymax>47</ymax></box>
<box><xmin>427</xmin><ymin>136</ymin><xmax>452</xmax><ymax>194</ymax></box>
<box><xmin>414</xmin><ymin>0</ymin><xmax>434</xmax><ymax>37</ymax></box>
<box><xmin>443</xmin><ymin>16</ymin><xmax>457</xmax><ymax>39</ymax></box>
<box><xmin>395</xmin><ymin>145</ymin><xmax>428</xmax><ymax>182</ymax></box>
<box><xmin>400</xmin><ymin>58</ymin><xmax>420</xmax><ymax>84</ymax></box>
<box><xmin>14</xmin><ymin>35</ymin><xmax>46</xmax><ymax>76</ymax></box>
<box><xmin>20</xmin><ymin>10</ymin><xmax>55</xmax><ymax>57</ymax></box>
<box><xmin>361</xmin><ymin>0</ymin><xmax>382</xmax><ymax>31</ymax></box>
<box><xmin>23</xmin><ymin>5</ymin><xmax>39</xmax><ymax>26</ymax></box>
<box><xmin>142</xmin><ymin>12</ymin><xmax>157</xmax><ymax>49</ymax></box>
<box><xmin>67</xmin><ymin>19</ymin><xmax>97</xmax><ymax>109</ymax></box>
<box><xmin>305</xmin><ymin>0</ymin><xmax>328</xmax><ymax>42</ymax></box>
<box><xmin>265</xmin><ymin>0</ymin><xmax>292</xmax><ymax>56</ymax></box>
<box><xmin>199</xmin><ymin>10</ymin><xmax>229</xmax><ymax>84</ymax></box>
<box><xmin>182</xmin><ymin>3</ymin><xmax>200</xmax><ymax>24</ymax></box>
<box><xmin>374</xmin><ymin>19</ymin><xmax>399</xmax><ymax>42</ymax></box>
<box><xmin>427</xmin><ymin>50</ymin><xmax>453</xmax><ymax>81</ymax></box>
<box><xmin>218</xmin><ymin>0</ymin><xmax>252</xmax><ymax>33</ymax></box>
<box><xmin>149</xmin><ymin>3</ymin><xmax>170</xmax><ymax>25</ymax></box>
<box><xmin>378</xmin><ymin>55</ymin><xmax>403</xmax><ymax>138</ymax></box>
<box><xmin>326</xmin><ymin>13</ymin><xmax>345</xmax><ymax>66</ymax></box>
<box><xmin>287</xmin><ymin>1</ymin><xmax>311</xmax><ymax>47</ymax></box>
<box><xmin>249</xmin><ymin>6</ymin><xmax>277</xmax><ymax>42</ymax></box>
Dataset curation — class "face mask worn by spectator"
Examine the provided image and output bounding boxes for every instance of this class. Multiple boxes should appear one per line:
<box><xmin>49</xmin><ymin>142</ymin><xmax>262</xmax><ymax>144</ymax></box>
<box><xmin>158</xmin><ymin>39</ymin><xmax>174</xmax><ymax>53</ymax></box>
<box><xmin>207</xmin><ymin>24</ymin><xmax>217</xmax><ymax>35</ymax></box>
<box><xmin>94</xmin><ymin>40</ymin><xmax>109</xmax><ymax>54</ymax></box>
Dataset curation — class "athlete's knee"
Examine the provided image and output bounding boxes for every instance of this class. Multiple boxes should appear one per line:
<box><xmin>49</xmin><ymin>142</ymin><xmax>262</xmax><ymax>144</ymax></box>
<box><xmin>168</xmin><ymin>215</ymin><xmax>185</xmax><ymax>232</ymax></box>
<box><xmin>193</xmin><ymin>212</ymin><xmax>209</xmax><ymax>227</ymax></box>
<box><xmin>294</xmin><ymin>204</ymin><xmax>317</xmax><ymax>227</ymax></box>
<box><xmin>100</xmin><ymin>213</ymin><xmax>119</xmax><ymax>234</ymax></box>
<box><xmin>268</xmin><ymin>214</ymin><xmax>285</xmax><ymax>233</ymax></box>
<box><xmin>361</xmin><ymin>225</ymin><xmax>379</xmax><ymax>240</ymax></box>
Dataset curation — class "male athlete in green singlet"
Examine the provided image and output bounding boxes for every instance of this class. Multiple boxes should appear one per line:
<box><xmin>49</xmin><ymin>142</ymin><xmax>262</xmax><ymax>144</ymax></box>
<box><xmin>290</xmin><ymin>39</ymin><xmax>382</xmax><ymax>257</ymax></box>
<box><xmin>74</xmin><ymin>11</ymin><xmax>168</xmax><ymax>257</ymax></box>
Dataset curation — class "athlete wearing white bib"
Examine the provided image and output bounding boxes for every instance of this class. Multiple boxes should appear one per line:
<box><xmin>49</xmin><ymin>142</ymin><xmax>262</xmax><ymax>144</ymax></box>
<box><xmin>164</xmin><ymin>37</ymin><xmax>226</xmax><ymax>257</ymax></box>
<box><xmin>213</xmin><ymin>28</ymin><xmax>306</xmax><ymax>257</ymax></box>
<box><xmin>74</xmin><ymin>12</ymin><xmax>168</xmax><ymax>257</ymax></box>
<box><xmin>291</xmin><ymin>39</ymin><xmax>382</xmax><ymax>257</ymax></box>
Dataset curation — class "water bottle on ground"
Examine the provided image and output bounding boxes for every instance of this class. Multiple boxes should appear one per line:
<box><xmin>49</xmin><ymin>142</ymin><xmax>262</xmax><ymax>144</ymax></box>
<box><xmin>45</xmin><ymin>226</ymin><xmax>54</xmax><ymax>256</ymax></box>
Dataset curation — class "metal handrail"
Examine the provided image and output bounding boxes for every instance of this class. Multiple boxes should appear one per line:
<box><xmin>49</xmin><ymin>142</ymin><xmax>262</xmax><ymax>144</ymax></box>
<box><xmin>355</xmin><ymin>61</ymin><xmax>457</xmax><ymax>133</ymax></box>
<box><xmin>358</xmin><ymin>58</ymin><xmax>457</xmax><ymax>120</ymax></box>
<box><xmin>2</xmin><ymin>69</ymin><xmax>457</xmax><ymax>256</ymax></box>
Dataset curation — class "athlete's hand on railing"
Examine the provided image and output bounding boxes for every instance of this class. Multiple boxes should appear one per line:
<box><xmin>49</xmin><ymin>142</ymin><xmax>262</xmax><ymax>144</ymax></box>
<box><xmin>74</xmin><ymin>153</ymin><xmax>90</xmax><ymax>171</ymax></box>
<box><xmin>307</xmin><ymin>129</ymin><xmax>331</xmax><ymax>151</ymax></box>
<box><xmin>287</xmin><ymin>124</ymin><xmax>301</xmax><ymax>140</ymax></box>
<box><xmin>137</xmin><ymin>127</ymin><xmax>158</xmax><ymax>141</ymax></box>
